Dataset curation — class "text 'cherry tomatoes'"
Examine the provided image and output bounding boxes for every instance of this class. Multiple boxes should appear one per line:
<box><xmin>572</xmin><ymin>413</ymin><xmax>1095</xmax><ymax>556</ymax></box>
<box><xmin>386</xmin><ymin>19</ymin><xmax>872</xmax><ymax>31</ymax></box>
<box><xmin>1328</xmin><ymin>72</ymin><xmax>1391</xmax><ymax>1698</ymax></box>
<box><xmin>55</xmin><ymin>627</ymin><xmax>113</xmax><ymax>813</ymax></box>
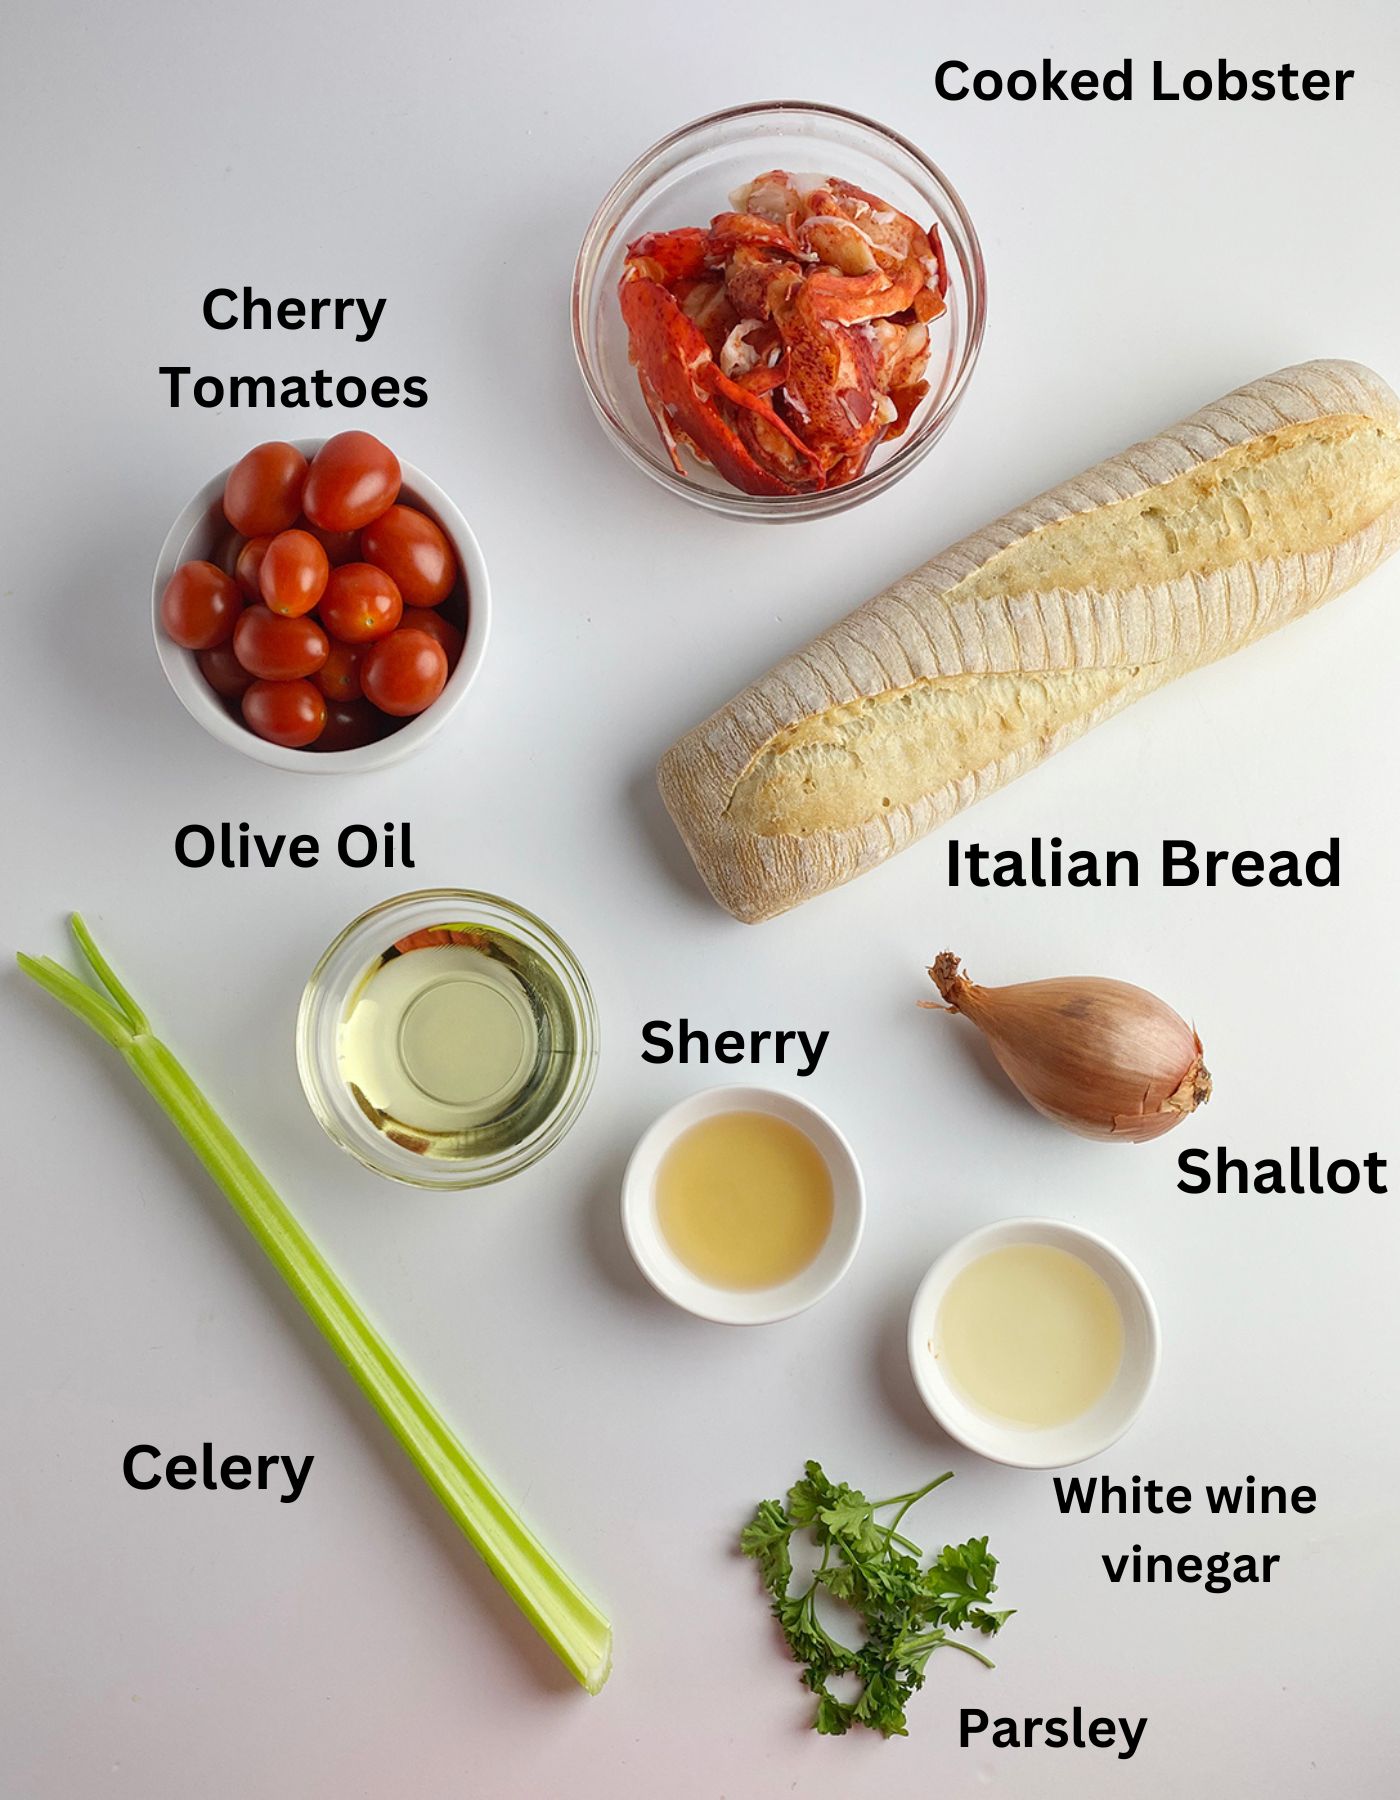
<box><xmin>319</xmin><ymin>563</ymin><xmax>403</xmax><ymax>643</ymax></box>
<box><xmin>302</xmin><ymin>431</ymin><xmax>400</xmax><ymax>533</ymax></box>
<box><xmin>223</xmin><ymin>442</ymin><xmax>308</xmax><ymax>537</ymax></box>
<box><xmin>260</xmin><ymin>529</ymin><xmax>329</xmax><ymax>617</ymax></box>
<box><xmin>360</xmin><ymin>505</ymin><xmax>456</xmax><ymax>606</ymax></box>
<box><xmin>315</xmin><ymin>640</ymin><xmax>366</xmax><ymax>703</ymax></box>
<box><xmin>197</xmin><ymin>642</ymin><xmax>255</xmax><ymax>701</ymax></box>
<box><xmin>242</xmin><ymin>679</ymin><xmax>327</xmax><ymax>748</ymax></box>
<box><xmin>361</xmin><ymin>628</ymin><xmax>449</xmax><ymax>717</ymax></box>
<box><xmin>233</xmin><ymin>605</ymin><xmax>329</xmax><ymax>681</ymax></box>
<box><xmin>161</xmin><ymin>561</ymin><xmax>243</xmax><ymax>650</ymax></box>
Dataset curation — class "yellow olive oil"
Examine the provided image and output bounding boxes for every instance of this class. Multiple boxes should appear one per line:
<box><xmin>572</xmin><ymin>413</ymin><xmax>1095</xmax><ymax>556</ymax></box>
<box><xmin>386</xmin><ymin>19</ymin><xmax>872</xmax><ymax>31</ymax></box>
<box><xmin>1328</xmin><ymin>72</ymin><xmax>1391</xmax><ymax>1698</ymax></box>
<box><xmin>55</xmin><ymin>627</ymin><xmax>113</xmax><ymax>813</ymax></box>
<box><xmin>338</xmin><ymin>925</ymin><xmax>580</xmax><ymax>1159</ymax></box>
<box><xmin>936</xmin><ymin>1243</ymin><xmax>1124</xmax><ymax>1428</ymax></box>
<box><xmin>655</xmin><ymin>1111</ymin><xmax>834</xmax><ymax>1290</ymax></box>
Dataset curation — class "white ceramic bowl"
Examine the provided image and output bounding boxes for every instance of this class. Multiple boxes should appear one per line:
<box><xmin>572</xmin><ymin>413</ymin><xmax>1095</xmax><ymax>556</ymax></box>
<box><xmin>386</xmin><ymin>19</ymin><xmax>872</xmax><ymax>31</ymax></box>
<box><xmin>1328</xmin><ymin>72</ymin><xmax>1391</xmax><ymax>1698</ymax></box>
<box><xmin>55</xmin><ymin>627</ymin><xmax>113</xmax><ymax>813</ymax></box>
<box><xmin>621</xmin><ymin>1085</ymin><xmax>865</xmax><ymax>1325</ymax></box>
<box><xmin>150</xmin><ymin>440</ymin><xmax>491</xmax><ymax>771</ymax></box>
<box><xmin>907</xmin><ymin>1218</ymin><xmax>1160</xmax><ymax>1469</ymax></box>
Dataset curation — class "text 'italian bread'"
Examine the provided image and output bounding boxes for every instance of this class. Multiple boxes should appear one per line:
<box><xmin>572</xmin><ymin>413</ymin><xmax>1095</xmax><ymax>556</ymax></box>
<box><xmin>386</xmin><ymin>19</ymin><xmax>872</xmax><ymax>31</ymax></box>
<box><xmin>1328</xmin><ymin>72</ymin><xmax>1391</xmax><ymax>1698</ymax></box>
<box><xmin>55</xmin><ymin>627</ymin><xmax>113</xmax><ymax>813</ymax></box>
<box><xmin>657</xmin><ymin>359</ymin><xmax>1400</xmax><ymax>921</ymax></box>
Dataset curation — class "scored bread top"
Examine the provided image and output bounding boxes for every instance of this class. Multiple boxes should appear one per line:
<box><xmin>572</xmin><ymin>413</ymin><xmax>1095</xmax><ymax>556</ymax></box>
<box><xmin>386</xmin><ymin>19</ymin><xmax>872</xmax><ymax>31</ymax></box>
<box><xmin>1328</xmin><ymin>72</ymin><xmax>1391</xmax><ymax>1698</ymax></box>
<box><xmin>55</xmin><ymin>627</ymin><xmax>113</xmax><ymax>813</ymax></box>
<box><xmin>658</xmin><ymin>360</ymin><xmax>1400</xmax><ymax>921</ymax></box>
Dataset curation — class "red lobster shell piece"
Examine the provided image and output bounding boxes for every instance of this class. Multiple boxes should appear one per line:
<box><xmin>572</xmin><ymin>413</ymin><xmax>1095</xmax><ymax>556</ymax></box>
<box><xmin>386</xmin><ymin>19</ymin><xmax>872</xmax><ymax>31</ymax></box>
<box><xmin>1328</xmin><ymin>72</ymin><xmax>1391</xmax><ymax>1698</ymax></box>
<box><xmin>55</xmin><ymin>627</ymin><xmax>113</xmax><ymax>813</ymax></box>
<box><xmin>775</xmin><ymin>282</ymin><xmax>881</xmax><ymax>468</ymax></box>
<box><xmin>617</xmin><ymin>172</ymin><xmax>947</xmax><ymax>496</ymax></box>
<box><xmin>678</xmin><ymin>277</ymin><xmax>739</xmax><ymax>357</ymax></box>
<box><xmin>619</xmin><ymin>265</ymin><xmax>824</xmax><ymax>496</ymax></box>
<box><xmin>707</xmin><ymin>210</ymin><xmax>802</xmax><ymax>259</ymax></box>
<box><xmin>625</xmin><ymin>226</ymin><xmax>717</xmax><ymax>285</ymax></box>
<box><xmin>721</xmin><ymin>246</ymin><xmax>800</xmax><ymax>324</ymax></box>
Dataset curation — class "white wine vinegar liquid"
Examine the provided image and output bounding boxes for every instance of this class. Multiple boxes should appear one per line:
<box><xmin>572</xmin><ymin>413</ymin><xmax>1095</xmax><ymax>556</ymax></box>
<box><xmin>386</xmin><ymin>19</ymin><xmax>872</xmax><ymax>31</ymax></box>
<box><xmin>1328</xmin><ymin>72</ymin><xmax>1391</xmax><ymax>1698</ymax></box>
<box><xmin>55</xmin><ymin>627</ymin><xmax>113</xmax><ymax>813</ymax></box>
<box><xmin>936</xmin><ymin>1243</ymin><xmax>1124</xmax><ymax>1428</ymax></box>
<box><xmin>338</xmin><ymin>926</ymin><xmax>577</xmax><ymax>1159</ymax></box>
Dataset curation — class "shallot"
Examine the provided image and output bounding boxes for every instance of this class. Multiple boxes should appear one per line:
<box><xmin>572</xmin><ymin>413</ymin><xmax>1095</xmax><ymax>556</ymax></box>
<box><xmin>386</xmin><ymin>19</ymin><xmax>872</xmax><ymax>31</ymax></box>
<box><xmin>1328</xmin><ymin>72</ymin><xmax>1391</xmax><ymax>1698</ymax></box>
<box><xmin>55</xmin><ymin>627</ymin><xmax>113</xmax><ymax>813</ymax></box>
<box><xmin>922</xmin><ymin>952</ymin><xmax>1211</xmax><ymax>1143</ymax></box>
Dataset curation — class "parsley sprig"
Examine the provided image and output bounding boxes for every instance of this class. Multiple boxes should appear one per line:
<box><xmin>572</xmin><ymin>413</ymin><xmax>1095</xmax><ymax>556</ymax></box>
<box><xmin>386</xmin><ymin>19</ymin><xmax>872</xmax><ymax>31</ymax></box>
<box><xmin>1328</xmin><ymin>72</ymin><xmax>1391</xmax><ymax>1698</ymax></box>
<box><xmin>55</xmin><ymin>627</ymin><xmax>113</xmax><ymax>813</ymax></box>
<box><xmin>741</xmin><ymin>1461</ymin><xmax>1013</xmax><ymax>1738</ymax></box>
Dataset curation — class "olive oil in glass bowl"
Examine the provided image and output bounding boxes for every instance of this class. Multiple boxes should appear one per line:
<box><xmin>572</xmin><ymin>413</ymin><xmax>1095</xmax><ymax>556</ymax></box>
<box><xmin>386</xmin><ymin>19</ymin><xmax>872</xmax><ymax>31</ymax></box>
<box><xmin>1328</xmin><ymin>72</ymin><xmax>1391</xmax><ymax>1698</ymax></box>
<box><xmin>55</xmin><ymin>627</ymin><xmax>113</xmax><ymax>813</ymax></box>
<box><xmin>298</xmin><ymin>891</ymin><xmax>598</xmax><ymax>1188</ymax></box>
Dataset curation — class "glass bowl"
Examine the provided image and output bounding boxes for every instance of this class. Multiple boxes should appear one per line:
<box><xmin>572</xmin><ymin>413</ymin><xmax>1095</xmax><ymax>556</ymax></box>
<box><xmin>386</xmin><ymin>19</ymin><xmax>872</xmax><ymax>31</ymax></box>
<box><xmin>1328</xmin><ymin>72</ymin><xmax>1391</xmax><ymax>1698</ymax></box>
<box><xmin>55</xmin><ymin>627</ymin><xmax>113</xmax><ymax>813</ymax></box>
<box><xmin>297</xmin><ymin>890</ymin><xmax>598</xmax><ymax>1189</ymax></box>
<box><xmin>572</xmin><ymin>100</ymin><xmax>986</xmax><ymax>522</ymax></box>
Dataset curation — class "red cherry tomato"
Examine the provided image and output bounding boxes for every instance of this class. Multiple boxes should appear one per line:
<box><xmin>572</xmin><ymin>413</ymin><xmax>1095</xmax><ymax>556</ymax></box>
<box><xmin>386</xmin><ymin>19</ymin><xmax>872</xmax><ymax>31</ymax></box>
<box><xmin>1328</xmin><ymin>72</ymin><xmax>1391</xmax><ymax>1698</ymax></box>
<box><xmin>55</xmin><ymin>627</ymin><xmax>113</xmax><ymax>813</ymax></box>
<box><xmin>233</xmin><ymin>535</ymin><xmax>273</xmax><ymax>600</ymax></box>
<box><xmin>319</xmin><ymin>563</ymin><xmax>403</xmax><ymax>643</ymax></box>
<box><xmin>360</xmin><ymin>505</ymin><xmax>457</xmax><ymax>606</ymax></box>
<box><xmin>302</xmin><ymin>431</ymin><xmax>400</xmax><ymax>532</ymax></box>
<box><xmin>197</xmin><ymin>642</ymin><xmax>255</xmax><ymax>701</ymax></box>
<box><xmin>297</xmin><ymin>518</ymin><xmax>360</xmax><ymax>565</ymax></box>
<box><xmin>404</xmin><ymin>607</ymin><xmax>464</xmax><ymax>666</ymax></box>
<box><xmin>312</xmin><ymin>699</ymin><xmax>388</xmax><ymax>752</ymax></box>
<box><xmin>315</xmin><ymin>640</ymin><xmax>366</xmax><ymax>702</ymax></box>
<box><xmin>161</xmin><ymin>560</ymin><xmax>243</xmax><ymax>649</ymax></box>
<box><xmin>260</xmin><ymin>529</ymin><xmax>329</xmax><ymax>617</ymax></box>
<box><xmin>223</xmin><ymin>442</ymin><xmax>308</xmax><ymax>537</ymax></box>
<box><xmin>362</xmin><ymin>627</ymin><xmax>449</xmax><ymax>717</ymax></box>
<box><xmin>242</xmin><ymin>678</ymin><xmax>327</xmax><ymax>748</ymax></box>
<box><xmin>233</xmin><ymin>605</ymin><xmax>328</xmax><ymax>680</ymax></box>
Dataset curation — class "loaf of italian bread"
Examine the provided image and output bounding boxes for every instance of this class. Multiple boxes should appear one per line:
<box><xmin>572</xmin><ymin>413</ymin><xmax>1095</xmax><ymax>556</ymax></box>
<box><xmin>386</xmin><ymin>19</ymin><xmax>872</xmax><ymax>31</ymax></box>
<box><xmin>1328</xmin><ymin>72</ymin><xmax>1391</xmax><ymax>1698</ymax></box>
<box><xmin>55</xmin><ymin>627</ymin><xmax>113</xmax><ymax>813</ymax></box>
<box><xmin>658</xmin><ymin>360</ymin><xmax>1400</xmax><ymax>921</ymax></box>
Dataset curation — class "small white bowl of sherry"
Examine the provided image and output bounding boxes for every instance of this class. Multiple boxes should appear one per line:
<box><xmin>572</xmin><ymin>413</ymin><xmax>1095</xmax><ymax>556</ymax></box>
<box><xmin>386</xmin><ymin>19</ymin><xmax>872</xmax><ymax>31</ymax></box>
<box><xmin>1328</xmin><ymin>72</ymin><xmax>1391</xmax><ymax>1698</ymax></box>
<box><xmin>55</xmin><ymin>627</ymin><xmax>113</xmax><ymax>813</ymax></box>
<box><xmin>621</xmin><ymin>1085</ymin><xmax>864</xmax><ymax>1325</ymax></box>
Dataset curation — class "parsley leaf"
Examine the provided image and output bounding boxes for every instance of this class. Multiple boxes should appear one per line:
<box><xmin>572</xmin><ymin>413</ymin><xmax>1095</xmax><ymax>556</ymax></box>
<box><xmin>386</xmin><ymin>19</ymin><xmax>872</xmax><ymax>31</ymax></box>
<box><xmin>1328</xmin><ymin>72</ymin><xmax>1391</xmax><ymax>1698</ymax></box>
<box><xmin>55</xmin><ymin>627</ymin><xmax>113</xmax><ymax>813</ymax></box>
<box><xmin>741</xmin><ymin>1462</ymin><xmax>1013</xmax><ymax>1739</ymax></box>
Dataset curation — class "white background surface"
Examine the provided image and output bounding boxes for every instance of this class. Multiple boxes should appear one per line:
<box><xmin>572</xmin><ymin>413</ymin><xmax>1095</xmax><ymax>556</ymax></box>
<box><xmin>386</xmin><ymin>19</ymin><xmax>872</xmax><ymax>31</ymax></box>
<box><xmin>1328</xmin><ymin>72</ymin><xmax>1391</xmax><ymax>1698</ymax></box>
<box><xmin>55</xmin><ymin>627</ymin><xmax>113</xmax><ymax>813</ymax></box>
<box><xmin>4</xmin><ymin>2</ymin><xmax>1398</xmax><ymax>1795</ymax></box>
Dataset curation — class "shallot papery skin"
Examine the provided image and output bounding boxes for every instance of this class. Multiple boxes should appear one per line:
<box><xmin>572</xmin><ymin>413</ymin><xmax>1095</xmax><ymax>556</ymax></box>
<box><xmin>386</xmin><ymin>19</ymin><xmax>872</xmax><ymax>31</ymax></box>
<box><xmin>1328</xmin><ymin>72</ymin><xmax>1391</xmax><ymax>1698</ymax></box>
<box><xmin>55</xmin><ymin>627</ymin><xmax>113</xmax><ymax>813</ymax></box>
<box><xmin>923</xmin><ymin>952</ymin><xmax>1212</xmax><ymax>1143</ymax></box>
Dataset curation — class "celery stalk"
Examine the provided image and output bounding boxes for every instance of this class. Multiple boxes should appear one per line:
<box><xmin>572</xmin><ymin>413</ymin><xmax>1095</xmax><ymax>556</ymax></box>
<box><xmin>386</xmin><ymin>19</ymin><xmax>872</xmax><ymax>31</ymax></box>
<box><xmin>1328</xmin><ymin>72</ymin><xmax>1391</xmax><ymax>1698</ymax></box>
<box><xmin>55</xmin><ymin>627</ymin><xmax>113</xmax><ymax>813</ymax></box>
<box><xmin>17</xmin><ymin>915</ymin><xmax>612</xmax><ymax>1695</ymax></box>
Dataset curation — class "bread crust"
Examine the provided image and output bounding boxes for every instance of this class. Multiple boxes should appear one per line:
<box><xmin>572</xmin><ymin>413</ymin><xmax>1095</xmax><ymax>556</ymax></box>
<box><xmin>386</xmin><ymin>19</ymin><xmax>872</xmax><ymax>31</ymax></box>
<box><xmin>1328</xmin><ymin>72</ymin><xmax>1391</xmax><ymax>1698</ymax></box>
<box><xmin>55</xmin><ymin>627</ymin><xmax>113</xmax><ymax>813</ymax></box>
<box><xmin>657</xmin><ymin>360</ymin><xmax>1400</xmax><ymax>922</ymax></box>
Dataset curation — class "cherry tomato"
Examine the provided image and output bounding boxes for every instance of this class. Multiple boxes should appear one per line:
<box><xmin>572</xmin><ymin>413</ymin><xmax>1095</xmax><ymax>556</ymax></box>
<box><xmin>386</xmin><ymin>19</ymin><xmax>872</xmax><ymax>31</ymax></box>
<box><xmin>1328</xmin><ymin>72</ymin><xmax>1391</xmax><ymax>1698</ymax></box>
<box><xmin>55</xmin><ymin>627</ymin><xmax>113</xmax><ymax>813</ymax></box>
<box><xmin>242</xmin><ymin>678</ymin><xmax>327</xmax><ymax>748</ymax></box>
<box><xmin>315</xmin><ymin>640</ymin><xmax>366</xmax><ymax>702</ymax></box>
<box><xmin>360</xmin><ymin>505</ymin><xmax>457</xmax><ymax>606</ymax></box>
<box><xmin>215</xmin><ymin>531</ymin><xmax>245</xmax><ymax>578</ymax></box>
<box><xmin>312</xmin><ymin>699</ymin><xmax>388</xmax><ymax>752</ymax></box>
<box><xmin>297</xmin><ymin>518</ymin><xmax>360</xmax><ymax>565</ymax></box>
<box><xmin>302</xmin><ymin>431</ymin><xmax>400</xmax><ymax>532</ymax></box>
<box><xmin>233</xmin><ymin>605</ymin><xmax>328</xmax><ymax>680</ymax></box>
<box><xmin>259</xmin><ymin>529</ymin><xmax>329</xmax><ymax>617</ymax></box>
<box><xmin>234</xmin><ymin>535</ymin><xmax>273</xmax><ymax>600</ymax></box>
<box><xmin>404</xmin><ymin>607</ymin><xmax>463</xmax><ymax>666</ymax></box>
<box><xmin>197</xmin><ymin>642</ymin><xmax>255</xmax><ymax>701</ymax></box>
<box><xmin>223</xmin><ymin>442</ymin><xmax>308</xmax><ymax>537</ymax></box>
<box><xmin>319</xmin><ymin>563</ymin><xmax>403</xmax><ymax>643</ymax></box>
<box><xmin>161</xmin><ymin>560</ymin><xmax>243</xmax><ymax>649</ymax></box>
<box><xmin>362</xmin><ymin>627</ymin><xmax>449</xmax><ymax>717</ymax></box>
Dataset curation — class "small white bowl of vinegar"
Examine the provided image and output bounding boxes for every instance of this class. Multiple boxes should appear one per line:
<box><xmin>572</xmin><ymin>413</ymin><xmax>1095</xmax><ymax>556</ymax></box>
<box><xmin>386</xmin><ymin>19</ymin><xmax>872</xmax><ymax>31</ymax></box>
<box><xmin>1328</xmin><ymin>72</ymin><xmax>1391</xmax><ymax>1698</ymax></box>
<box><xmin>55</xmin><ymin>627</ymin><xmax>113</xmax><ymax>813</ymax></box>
<box><xmin>907</xmin><ymin>1218</ymin><xmax>1160</xmax><ymax>1469</ymax></box>
<box><xmin>621</xmin><ymin>1086</ymin><xmax>865</xmax><ymax>1325</ymax></box>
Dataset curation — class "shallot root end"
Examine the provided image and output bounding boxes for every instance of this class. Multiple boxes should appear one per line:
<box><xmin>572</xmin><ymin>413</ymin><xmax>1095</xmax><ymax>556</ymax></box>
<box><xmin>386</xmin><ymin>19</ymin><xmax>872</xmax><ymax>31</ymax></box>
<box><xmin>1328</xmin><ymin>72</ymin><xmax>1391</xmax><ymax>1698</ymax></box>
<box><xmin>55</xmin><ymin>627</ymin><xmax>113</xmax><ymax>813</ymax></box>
<box><xmin>1170</xmin><ymin>1053</ymin><xmax>1213</xmax><ymax>1115</ymax></box>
